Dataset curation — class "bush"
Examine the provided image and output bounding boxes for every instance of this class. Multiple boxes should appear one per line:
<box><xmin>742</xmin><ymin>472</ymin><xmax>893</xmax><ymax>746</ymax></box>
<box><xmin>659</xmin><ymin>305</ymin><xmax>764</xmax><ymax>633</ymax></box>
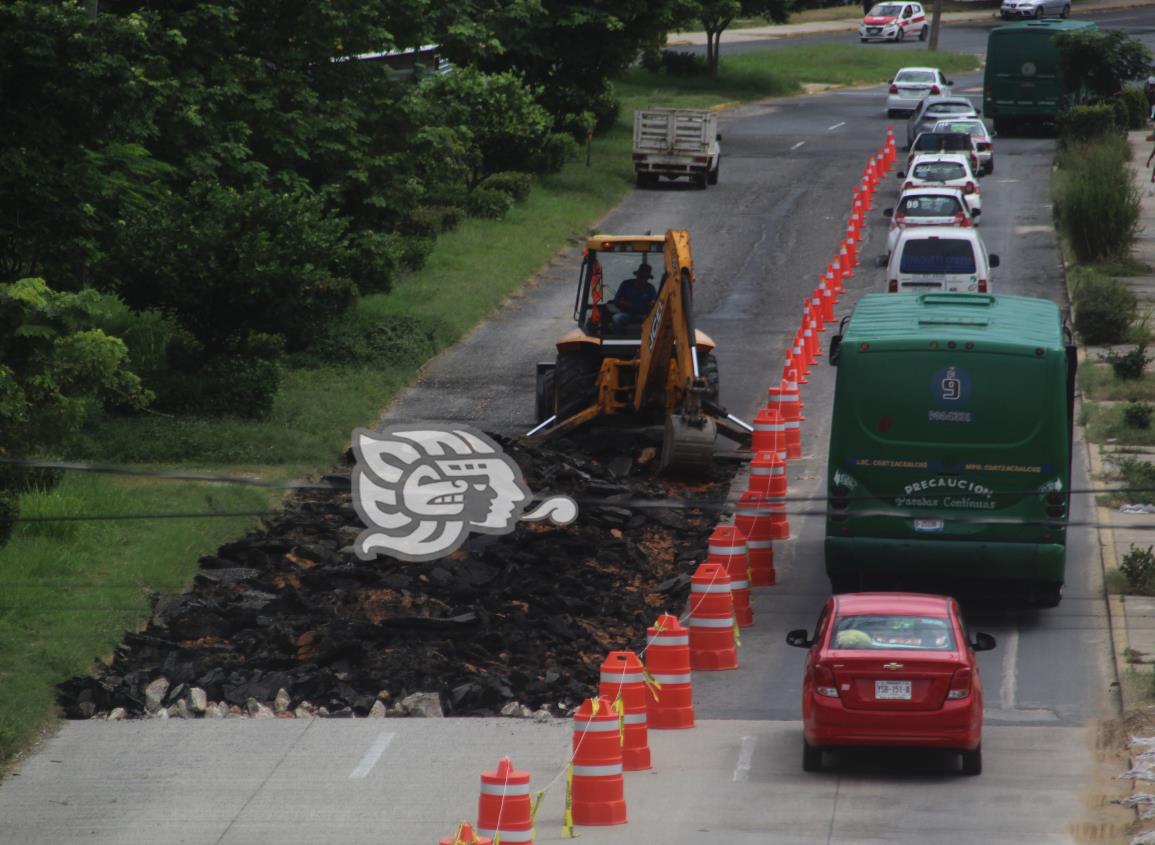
<box><xmin>291</xmin><ymin>314</ymin><xmax>445</xmax><ymax>368</ymax></box>
<box><xmin>1119</xmin><ymin>86</ymin><xmax>1150</xmax><ymax>129</ymax></box>
<box><xmin>1108</xmin><ymin>96</ymin><xmax>1130</xmax><ymax>131</ymax></box>
<box><xmin>1054</xmin><ymin>138</ymin><xmax>1140</xmax><ymax>263</ymax></box>
<box><xmin>1059</xmin><ymin>104</ymin><xmax>1119</xmax><ymax>143</ymax></box>
<box><xmin>1121</xmin><ymin>544</ymin><xmax>1155</xmax><ymax>592</ymax></box>
<box><xmin>403</xmin><ymin>205</ymin><xmax>464</xmax><ymax>237</ymax></box>
<box><xmin>536</xmin><ymin>133</ymin><xmax>578</xmax><ymax>174</ymax></box>
<box><xmin>661</xmin><ymin>51</ymin><xmax>710</xmax><ymax>77</ymax></box>
<box><xmin>1125</xmin><ymin>400</ymin><xmax>1154</xmax><ymax>429</ymax></box>
<box><xmin>1104</xmin><ymin>343</ymin><xmax>1152</xmax><ymax>379</ymax></box>
<box><xmin>1110</xmin><ymin>454</ymin><xmax>1155</xmax><ymax>503</ymax></box>
<box><xmin>466</xmin><ymin>187</ymin><xmax>514</xmax><ymax>219</ymax></box>
<box><xmin>396</xmin><ymin>235</ymin><xmax>435</xmax><ymax>271</ymax></box>
<box><xmin>1071</xmin><ymin>268</ymin><xmax>1138</xmax><ymax>344</ymax></box>
<box><xmin>481</xmin><ymin>171</ymin><xmax>533</xmax><ymax>203</ymax></box>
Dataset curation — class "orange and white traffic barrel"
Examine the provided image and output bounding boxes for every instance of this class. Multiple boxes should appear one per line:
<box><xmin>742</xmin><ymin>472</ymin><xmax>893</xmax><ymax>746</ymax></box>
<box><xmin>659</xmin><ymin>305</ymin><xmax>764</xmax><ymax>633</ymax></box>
<box><xmin>476</xmin><ymin>757</ymin><xmax>534</xmax><ymax>844</ymax></box>
<box><xmin>688</xmin><ymin>562</ymin><xmax>738</xmax><ymax>671</ymax></box>
<box><xmin>570</xmin><ymin>696</ymin><xmax>627</xmax><ymax>826</ymax></box>
<box><xmin>644</xmin><ymin>614</ymin><xmax>694</xmax><ymax>729</ymax></box>
<box><xmin>706</xmin><ymin>524</ymin><xmax>752</xmax><ymax>627</ymax></box>
<box><xmin>598</xmin><ymin>651</ymin><xmax>651</xmax><ymax>771</ymax></box>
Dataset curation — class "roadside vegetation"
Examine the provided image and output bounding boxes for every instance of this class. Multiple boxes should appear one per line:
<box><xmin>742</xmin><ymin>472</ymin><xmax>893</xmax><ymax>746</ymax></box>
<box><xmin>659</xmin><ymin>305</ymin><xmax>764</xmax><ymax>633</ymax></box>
<box><xmin>0</xmin><ymin>0</ymin><xmax>979</xmax><ymax>769</ymax></box>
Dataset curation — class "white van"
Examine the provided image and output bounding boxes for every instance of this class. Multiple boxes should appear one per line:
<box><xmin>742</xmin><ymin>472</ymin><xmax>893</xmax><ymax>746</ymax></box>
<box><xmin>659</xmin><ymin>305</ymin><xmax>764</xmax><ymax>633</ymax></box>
<box><xmin>886</xmin><ymin>226</ymin><xmax>999</xmax><ymax>293</ymax></box>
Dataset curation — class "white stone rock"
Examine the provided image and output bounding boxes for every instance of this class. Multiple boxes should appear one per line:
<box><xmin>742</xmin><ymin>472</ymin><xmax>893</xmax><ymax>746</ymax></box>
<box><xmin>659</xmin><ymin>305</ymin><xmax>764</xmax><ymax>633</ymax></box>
<box><xmin>204</xmin><ymin>702</ymin><xmax>226</xmax><ymax>719</ymax></box>
<box><xmin>246</xmin><ymin>698</ymin><xmax>275</xmax><ymax>719</ymax></box>
<box><xmin>368</xmin><ymin>700</ymin><xmax>388</xmax><ymax>719</ymax></box>
<box><xmin>107</xmin><ymin>708</ymin><xmax>127</xmax><ymax>721</ymax></box>
<box><xmin>399</xmin><ymin>692</ymin><xmax>444</xmax><ymax>718</ymax></box>
<box><xmin>533</xmin><ymin>708</ymin><xmax>553</xmax><ymax>723</ymax></box>
<box><xmin>187</xmin><ymin>687</ymin><xmax>208</xmax><ymax>715</ymax></box>
<box><xmin>167</xmin><ymin>700</ymin><xmax>190</xmax><ymax>719</ymax></box>
<box><xmin>143</xmin><ymin>677</ymin><xmax>170</xmax><ymax>713</ymax></box>
<box><xmin>500</xmin><ymin>701</ymin><xmax>523</xmax><ymax>717</ymax></box>
<box><xmin>316</xmin><ymin>706</ymin><xmax>330</xmax><ymax>717</ymax></box>
<box><xmin>273</xmin><ymin>688</ymin><xmax>292</xmax><ymax>715</ymax></box>
<box><xmin>227</xmin><ymin>704</ymin><xmax>244</xmax><ymax>718</ymax></box>
<box><xmin>149</xmin><ymin>706</ymin><xmax>170</xmax><ymax>720</ymax></box>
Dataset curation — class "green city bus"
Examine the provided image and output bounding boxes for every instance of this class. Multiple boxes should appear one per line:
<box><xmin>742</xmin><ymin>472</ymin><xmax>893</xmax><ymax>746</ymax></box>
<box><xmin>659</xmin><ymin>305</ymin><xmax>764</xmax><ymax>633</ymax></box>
<box><xmin>982</xmin><ymin>19</ymin><xmax>1097</xmax><ymax>134</ymax></box>
<box><xmin>825</xmin><ymin>293</ymin><xmax>1077</xmax><ymax>606</ymax></box>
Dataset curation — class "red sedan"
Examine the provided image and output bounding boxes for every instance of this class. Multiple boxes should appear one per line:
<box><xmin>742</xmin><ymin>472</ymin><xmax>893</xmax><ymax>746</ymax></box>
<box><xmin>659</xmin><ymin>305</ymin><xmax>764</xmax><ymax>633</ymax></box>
<box><xmin>786</xmin><ymin>592</ymin><xmax>996</xmax><ymax>775</ymax></box>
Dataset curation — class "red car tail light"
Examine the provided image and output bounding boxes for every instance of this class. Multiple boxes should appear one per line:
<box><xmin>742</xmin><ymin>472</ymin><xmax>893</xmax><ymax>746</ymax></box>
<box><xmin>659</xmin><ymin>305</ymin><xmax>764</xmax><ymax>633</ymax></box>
<box><xmin>963</xmin><ymin>181</ymin><xmax>975</xmax><ymax>195</ymax></box>
<box><xmin>889</xmin><ymin>83</ymin><xmax>900</xmax><ymax>94</ymax></box>
<box><xmin>977</xmin><ymin>278</ymin><xmax>988</xmax><ymax>293</ymax></box>
<box><xmin>895</xmin><ymin>211</ymin><xmax>906</xmax><ymax>223</ymax></box>
<box><xmin>930</xmin><ymin>84</ymin><xmax>941</xmax><ymax>95</ymax></box>
<box><xmin>814</xmin><ymin>664</ymin><xmax>839</xmax><ymax>698</ymax></box>
<box><xmin>904</xmin><ymin>181</ymin><xmax>913</xmax><ymax>190</ymax></box>
<box><xmin>947</xmin><ymin>667</ymin><xmax>972</xmax><ymax>700</ymax></box>
<box><xmin>888</xmin><ymin>278</ymin><xmax>898</xmax><ymax>292</ymax></box>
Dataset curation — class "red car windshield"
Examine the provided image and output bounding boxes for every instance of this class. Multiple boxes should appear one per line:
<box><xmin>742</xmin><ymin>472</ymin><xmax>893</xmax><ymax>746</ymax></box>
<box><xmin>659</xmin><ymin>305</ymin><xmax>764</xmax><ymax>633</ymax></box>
<box><xmin>832</xmin><ymin>614</ymin><xmax>956</xmax><ymax>651</ymax></box>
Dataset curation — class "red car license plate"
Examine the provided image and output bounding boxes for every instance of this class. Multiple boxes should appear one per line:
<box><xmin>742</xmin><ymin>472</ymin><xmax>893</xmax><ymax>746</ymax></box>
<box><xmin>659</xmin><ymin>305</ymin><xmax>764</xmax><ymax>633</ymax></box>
<box><xmin>875</xmin><ymin>680</ymin><xmax>912</xmax><ymax>700</ymax></box>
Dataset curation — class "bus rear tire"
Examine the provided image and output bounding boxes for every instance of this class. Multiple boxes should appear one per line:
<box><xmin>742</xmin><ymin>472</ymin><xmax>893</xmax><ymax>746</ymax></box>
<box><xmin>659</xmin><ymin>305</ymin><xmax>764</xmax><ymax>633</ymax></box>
<box><xmin>1034</xmin><ymin>584</ymin><xmax>1063</xmax><ymax>608</ymax></box>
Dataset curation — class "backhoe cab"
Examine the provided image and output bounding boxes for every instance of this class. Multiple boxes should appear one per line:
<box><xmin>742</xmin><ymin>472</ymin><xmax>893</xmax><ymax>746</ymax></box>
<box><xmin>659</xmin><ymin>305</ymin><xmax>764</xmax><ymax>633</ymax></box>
<box><xmin>530</xmin><ymin>229</ymin><xmax>751</xmax><ymax>473</ymax></box>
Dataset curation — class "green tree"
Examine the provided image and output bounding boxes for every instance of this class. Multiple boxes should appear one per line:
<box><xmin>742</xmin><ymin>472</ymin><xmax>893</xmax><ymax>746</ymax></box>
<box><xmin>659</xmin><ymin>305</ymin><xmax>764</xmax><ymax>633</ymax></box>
<box><xmin>1054</xmin><ymin>30</ymin><xmax>1152</xmax><ymax>102</ymax></box>
<box><xmin>0</xmin><ymin>277</ymin><xmax>151</xmax><ymax>542</ymax></box>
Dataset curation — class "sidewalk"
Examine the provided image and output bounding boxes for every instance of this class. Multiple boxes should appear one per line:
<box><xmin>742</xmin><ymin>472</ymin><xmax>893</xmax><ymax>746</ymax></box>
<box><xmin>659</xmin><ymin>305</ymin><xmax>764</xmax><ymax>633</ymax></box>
<box><xmin>1091</xmin><ymin>132</ymin><xmax>1155</xmax><ymax>712</ymax></box>
<box><xmin>668</xmin><ymin>0</ymin><xmax>1155</xmax><ymax>45</ymax></box>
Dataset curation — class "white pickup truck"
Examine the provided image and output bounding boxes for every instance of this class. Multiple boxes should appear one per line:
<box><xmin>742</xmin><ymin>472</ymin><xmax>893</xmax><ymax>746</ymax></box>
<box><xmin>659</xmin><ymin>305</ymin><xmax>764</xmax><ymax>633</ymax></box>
<box><xmin>632</xmin><ymin>108</ymin><xmax>721</xmax><ymax>190</ymax></box>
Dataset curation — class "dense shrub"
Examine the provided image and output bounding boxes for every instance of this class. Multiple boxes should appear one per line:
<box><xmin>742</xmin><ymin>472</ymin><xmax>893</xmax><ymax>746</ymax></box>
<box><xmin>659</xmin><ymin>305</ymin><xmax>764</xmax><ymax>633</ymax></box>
<box><xmin>1122</xmin><ymin>544</ymin><xmax>1155</xmax><ymax>592</ymax></box>
<box><xmin>1054</xmin><ymin>137</ymin><xmax>1140</xmax><ymax>262</ymax></box>
<box><xmin>292</xmin><ymin>314</ymin><xmax>444</xmax><ymax>368</ymax></box>
<box><xmin>396</xmin><ymin>235</ymin><xmax>435</xmax><ymax>271</ymax></box>
<box><xmin>1059</xmin><ymin>104</ymin><xmax>1119</xmax><ymax>143</ymax></box>
<box><xmin>1119</xmin><ymin>87</ymin><xmax>1150</xmax><ymax>129</ymax></box>
<box><xmin>466</xmin><ymin>187</ymin><xmax>514</xmax><ymax>219</ymax></box>
<box><xmin>1104</xmin><ymin>343</ymin><xmax>1152</xmax><ymax>379</ymax></box>
<box><xmin>1108</xmin><ymin>97</ymin><xmax>1130</xmax><ymax>131</ymax></box>
<box><xmin>1126</xmin><ymin>400</ymin><xmax>1155</xmax><ymax>429</ymax></box>
<box><xmin>661</xmin><ymin>51</ymin><xmax>710</xmax><ymax>77</ymax></box>
<box><xmin>537</xmin><ymin>133</ymin><xmax>578</xmax><ymax>173</ymax></box>
<box><xmin>1071</xmin><ymin>268</ymin><xmax>1138</xmax><ymax>344</ymax></box>
<box><xmin>403</xmin><ymin>205</ymin><xmax>465</xmax><ymax>237</ymax></box>
<box><xmin>481</xmin><ymin>171</ymin><xmax>534</xmax><ymax>203</ymax></box>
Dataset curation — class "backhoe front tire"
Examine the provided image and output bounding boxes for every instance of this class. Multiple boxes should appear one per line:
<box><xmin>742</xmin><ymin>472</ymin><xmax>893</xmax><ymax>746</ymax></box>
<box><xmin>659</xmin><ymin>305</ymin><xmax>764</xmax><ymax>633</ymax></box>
<box><xmin>554</xmin><ymin>349</ymin><xmax>601</xmax><ymax>422</ymax></box>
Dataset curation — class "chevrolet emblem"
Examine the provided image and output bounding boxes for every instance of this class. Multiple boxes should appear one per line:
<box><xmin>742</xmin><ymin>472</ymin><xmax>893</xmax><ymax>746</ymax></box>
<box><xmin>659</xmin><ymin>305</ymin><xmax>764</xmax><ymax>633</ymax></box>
<box><xmin>882</xmin><ymin>662</ymin><xmax>903</xmax><ymax>671</ymax></box>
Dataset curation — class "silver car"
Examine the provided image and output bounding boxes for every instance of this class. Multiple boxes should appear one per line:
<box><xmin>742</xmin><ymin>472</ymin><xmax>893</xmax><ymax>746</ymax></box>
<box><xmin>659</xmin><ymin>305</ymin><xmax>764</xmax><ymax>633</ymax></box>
<box><xmin>1001</xmin><ymin>0</ymin><xmax>1069</xmax><ymax>18</ymax></box>
<box><xmin>906</xmin><ymin>96</ymin><xmax>979</xmax><ymax>148</ymax></box>
<box><xmin>886</xmin><ymin>67</ymin><xmax>954</xmax><ymax>118</ymax></box>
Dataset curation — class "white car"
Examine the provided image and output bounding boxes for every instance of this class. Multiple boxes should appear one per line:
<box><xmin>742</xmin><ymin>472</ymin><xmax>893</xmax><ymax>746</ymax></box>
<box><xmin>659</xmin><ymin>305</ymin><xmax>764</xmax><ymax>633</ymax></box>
<box><xmin>886</xmin><ymin>226</ymin><xmax>1000</xmax><ymax>294</ymax></box>
<box><xmin>931</xmin><ymin>118</ymin><xmax>995</xmax><ymax>175</ymax></box>
<box><xmin>860</xmin><ymin>2</ymin><xmax>928</xmax><ymax>42</ymax></box>
<box><xmin>898</xmin><ymin>154</ymin><xmax>982</xmax><ymax>217</ymax></box>
<box><xmin>886</xmin><ymin>67</ymin><xmax>954</xmax><ymax>118</ymax></box>
<box><xmin>883</xmin><ymin>187</ymin><xmax>977</xmax><ymax>255</ymax></box>
<box><xmin>1001</xmin><ymin>0</ymin><xmax>1070</xmax><ymax>18</ymax></box>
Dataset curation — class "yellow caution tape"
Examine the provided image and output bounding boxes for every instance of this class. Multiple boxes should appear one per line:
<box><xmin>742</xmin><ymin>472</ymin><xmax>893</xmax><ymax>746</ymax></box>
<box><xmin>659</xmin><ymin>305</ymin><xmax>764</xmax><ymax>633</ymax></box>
<box><xmin>561</xmin><ymin>763</ymin><xmax>576</xmax><ymax>838</ymax></box>
<box><xmin>642</xmin><ymin>667</ymin><xmax>662</xmax><ymax>702</ymax></box>
<box><xmin>530</xmin><ymin>789</ymin><xmax>545</xmax><ymax>841</ymax></box>
<box><xmin>733</xmin><ymin>618</ymin><xmax>742</xmax><ymax>647</ymax></box>
<box><xmin>613</xmin><ymin>694</ymin><xmax>625</xmax><ymax>745</ymax></box>
<box><xmin>589</xmin><ymin>697</ymin><xmax>599</xmax><ymax>717</ymax></box>
<box><xmin>452</xmin><ymin>821</ymin><xmax>473</xmax><ymax>845</ymax></box>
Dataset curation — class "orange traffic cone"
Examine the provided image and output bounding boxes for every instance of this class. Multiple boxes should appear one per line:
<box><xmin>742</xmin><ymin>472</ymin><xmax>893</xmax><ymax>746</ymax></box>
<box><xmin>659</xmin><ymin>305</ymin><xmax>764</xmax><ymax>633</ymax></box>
<box><xmin>828</xmin><ymin>262</ymin><xmax>844</xmax><ymax>295</ymax></box>
<box><xmin>598</xmin><ymin>651</ymin><xmax>651</xmax><ymax>771</ymax></box>
<box><xmin>735</xmin><ymin>491</ymin><xmax>776</xmax><ymax>586</ymax></box>
<box><xmin>644</xmin><ymin>613</ymin><xmax>694</xmax><ymax>729</ymax></box>
<box><xmin>706</xmin><ymin>524</ymin><xmax>752</xmax><ymax>627</ymax></box>
<box><xmin>820</xmin><ymin>284</ymin><xmax>835</xmax><ymax>321</ymax></box>
<box><xmin>570</xmin><ymin>696</ymin><xmax>627</xmax><ymax>826</ymax></box>
<box><xmin>476</xmin><ymin>757</ymin><xmax>534</xmax><ymax>844</ymax></box>
<box><xmin>809</xmin><ymin>292</ymin><xmax>826</xmax><ymax>333</ymax></box>
<box><xmin>441</xmin><ymin>822</ymin><xmax>493</xmax><ymax>845</ymax></box>
<box><xmin>688</xmin><ymin>562</ymin><xmax>738</xmax><ymax>670</ymax></box>
<box><xmin>839</xmin><ymin>241</ymin><xmax>854</xmax><ymax>279</ymax></box>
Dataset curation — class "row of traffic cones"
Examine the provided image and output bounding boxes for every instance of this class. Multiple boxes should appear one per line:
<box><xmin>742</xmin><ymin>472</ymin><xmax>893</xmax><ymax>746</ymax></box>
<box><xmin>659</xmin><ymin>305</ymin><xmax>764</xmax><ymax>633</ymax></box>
<box><xmin>441</xmin><ymin>129</ymin><xmax>900</xmax><ymax>844</ymax></box>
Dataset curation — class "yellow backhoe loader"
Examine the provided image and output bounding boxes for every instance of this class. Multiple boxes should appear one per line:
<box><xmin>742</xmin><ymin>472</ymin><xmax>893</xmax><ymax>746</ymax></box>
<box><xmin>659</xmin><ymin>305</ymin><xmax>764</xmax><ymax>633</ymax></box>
<box><xmin>528</xmin><ymin>229</ymin><xmax>752</xmax><ymax>473</ymax></box>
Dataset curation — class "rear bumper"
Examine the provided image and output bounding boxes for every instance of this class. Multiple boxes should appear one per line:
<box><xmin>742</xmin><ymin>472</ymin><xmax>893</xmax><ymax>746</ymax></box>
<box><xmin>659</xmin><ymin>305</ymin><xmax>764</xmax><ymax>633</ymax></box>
<box><xmin>806</xmin><ymin>694</ymin><xmax>981</xmax><ymax>750</ymax></box>
<box><xmin>825</xmin><ymin>535</ymin><xmax>1066</xmax><ymax>584</ymax></box>
<box><xmin>634</xmin><ymin>156</ymin><xmax>710</xmax><ymax>176</ymax></box>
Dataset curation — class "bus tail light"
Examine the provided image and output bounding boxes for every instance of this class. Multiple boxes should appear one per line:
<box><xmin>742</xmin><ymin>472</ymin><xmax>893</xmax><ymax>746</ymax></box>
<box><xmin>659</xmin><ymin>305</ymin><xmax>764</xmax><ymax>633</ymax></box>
<box><xmin>1045</xmin><ymin>490</ymin><xmax>1067</xmax><ymax>519</ymax></box>
<box><xmin>977</xmin><ymin>278</ymin><xmax>988</xmax><ymax>293</ymax></box>
<box><xmin>888</xmin><ymin>278</ymin><xmax>898</xmax><ymax>292</ymax></box>
<box><xmin>830</xmin><ymin>485</ymin><xmax>850</xmax><ymax>522</ymax></box>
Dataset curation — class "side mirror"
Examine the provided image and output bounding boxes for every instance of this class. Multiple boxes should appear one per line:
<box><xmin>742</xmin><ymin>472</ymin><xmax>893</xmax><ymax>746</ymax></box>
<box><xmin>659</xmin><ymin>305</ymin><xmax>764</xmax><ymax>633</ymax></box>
<box><xmin>875</xmin><ymin>254</ymin><xmax>889</xmax><ymax>268</ymax></box>
<box><xmin>829</xmin><ymin>334</ymin><xmax>843</xmax><ymax>365</ymax></box>
<box><xmin>946</xmin><ymin>80</ymin><xmax>954</xmax><ymax>86</ymax></box>
<box><xmin>975</xmin><ymin>109</ymin><xmax>982</xmax><ymax>115</ymax></box>
<box><xmin>989</xmin><ymin>254</ymin><xmax>1000</xmax><ymax>268</ymax></box>
<box><xmin>883</xmin><ymin>208</ymin><xmax>894</xmax><ymax>218</ymax></box>
<box><xmin>716</xmin><ymin>132</ymin><xmax>723</xmax><ymax>142</ymax></box>
<box><xmin>896</xmin><ymin>170</ymin><xmax>905</xmax><ymax>178</ymax></box>
<box><xmin>971</xmin><ymin>208</ymin><xmax>982</xmax><ymax>217</ymax></box>
<box><xmin>971</xmin><ymin>632</ymin><xmax>997</xmax><ymax>652</ymax></box>
<box><xmin>786</xmin><ymin>629</ymin><xmax>813</xmax><ymax>648</ymax></box>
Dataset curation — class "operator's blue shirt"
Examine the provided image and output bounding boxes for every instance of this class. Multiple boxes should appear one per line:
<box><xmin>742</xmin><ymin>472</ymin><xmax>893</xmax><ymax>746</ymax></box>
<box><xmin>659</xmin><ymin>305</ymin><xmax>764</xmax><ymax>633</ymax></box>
<box><xmin>614</xmin><ymin>279</ymin><xmax>657</xmax><ymax>315</ymax></box>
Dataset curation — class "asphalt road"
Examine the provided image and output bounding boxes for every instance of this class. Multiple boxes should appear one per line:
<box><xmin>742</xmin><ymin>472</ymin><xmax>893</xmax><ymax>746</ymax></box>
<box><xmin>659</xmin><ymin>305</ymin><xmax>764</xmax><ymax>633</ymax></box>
<box><xmin>0</xmin><ymin>55</ymin><xmax>1131</xmax><ymax>845</ymax></box>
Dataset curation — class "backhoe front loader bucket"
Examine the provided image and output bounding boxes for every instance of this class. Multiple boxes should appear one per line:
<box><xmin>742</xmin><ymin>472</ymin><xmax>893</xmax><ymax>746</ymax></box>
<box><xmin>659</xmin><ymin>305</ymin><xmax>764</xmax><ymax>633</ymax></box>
<box><xmin>660</xmin><ymin>413</ymin><xmax>716</xmax><ymax>474</ymax></box>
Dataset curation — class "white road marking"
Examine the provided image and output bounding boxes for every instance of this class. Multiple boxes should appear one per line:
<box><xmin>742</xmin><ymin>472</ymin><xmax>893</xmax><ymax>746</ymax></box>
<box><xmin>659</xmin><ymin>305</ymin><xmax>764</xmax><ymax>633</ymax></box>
<box><xmin>791</xmin><ymin>141</ymin><xmax>806</xmax><ymax>150</ymax></box>
<box><xmin>1001</xmin><ymin>626</ymin><xmax>1019</xmax><ymax>712</ymax></box>
<box><xmin>733</xmin><ymin>735</ymin><xmax>758</xmax><ymax>782</ymax></box>
<box><xmin>349</xmin><ymin>731</ymin><xmax>396</xmax><ymax>779</ymax></box>
<box><xmin>997</xmin><ymin>179</ymin><xmax>1020</xmax><ymax>183</ymax></box>
<box><xmin>828</xmin><ymin>121</ymin><xmax>846</xmax><ymax>131</ymax></box>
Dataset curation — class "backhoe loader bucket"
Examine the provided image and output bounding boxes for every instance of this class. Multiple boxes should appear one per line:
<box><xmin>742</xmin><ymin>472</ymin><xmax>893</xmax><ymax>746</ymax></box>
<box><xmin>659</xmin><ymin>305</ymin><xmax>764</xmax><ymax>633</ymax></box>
<box><xmin>660</xmin><ymin>413</ymin><xmax>716</xmax><ymax>474</ymax></box>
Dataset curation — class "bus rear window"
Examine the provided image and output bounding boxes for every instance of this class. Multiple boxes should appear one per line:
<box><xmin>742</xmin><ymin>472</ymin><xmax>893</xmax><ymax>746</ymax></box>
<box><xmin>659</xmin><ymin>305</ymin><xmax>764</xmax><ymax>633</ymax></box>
<box><xmin>899</xmin><ymin>239</ymin><xmax>976</xmax><ymax>274</ymax></box>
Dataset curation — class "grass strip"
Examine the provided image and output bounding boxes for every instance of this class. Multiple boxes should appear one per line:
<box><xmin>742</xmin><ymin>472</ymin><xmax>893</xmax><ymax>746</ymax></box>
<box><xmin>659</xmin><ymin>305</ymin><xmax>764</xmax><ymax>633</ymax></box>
<box><xmin>1</xmin><ymin>44</ymin><xmax>980</xmax><ymax>768</ymax></box>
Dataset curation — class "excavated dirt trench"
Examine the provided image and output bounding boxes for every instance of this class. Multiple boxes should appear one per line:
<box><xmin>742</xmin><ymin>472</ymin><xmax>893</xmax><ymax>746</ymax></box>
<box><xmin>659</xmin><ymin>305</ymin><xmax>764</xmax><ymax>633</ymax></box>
<box><xmin>58</xmin><ymin>430</ymin><xmax>738</xmax><ymax>719</ymax></box>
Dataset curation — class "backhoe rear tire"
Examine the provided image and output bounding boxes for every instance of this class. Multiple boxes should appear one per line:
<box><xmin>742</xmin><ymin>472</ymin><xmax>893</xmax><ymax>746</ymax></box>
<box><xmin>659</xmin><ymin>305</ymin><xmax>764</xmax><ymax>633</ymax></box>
<box><xmin>554</xmin><ymin>349</ymin><xmax>601</xmax><ymax>421</ymax></box>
